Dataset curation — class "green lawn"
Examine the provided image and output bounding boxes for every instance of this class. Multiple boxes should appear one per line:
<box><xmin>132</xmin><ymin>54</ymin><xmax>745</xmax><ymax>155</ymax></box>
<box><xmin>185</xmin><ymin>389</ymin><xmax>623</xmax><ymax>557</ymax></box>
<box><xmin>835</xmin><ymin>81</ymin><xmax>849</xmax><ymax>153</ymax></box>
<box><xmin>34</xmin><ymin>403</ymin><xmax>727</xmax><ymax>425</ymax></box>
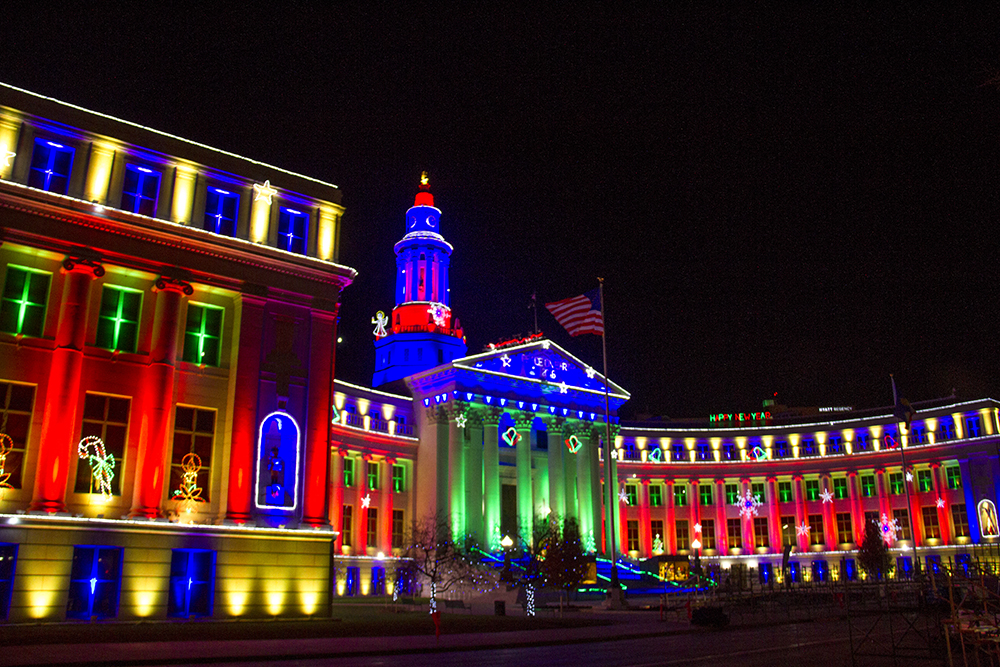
<box><xmin>2</xmin><ymin>605</ymin><xmax>610</xmax><ymax>646</ymax></box>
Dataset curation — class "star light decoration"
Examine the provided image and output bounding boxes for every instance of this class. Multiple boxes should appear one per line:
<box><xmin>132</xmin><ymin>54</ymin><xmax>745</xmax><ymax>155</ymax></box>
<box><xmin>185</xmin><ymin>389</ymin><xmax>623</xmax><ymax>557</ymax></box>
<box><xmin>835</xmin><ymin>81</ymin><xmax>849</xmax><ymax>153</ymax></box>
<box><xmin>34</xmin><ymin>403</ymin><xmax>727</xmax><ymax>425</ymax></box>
<box><xmin>78</xmin><ymin>436</ymin><xmax>115</xmax><ymax>501</ymax></box>
<box><xmin>735</xmin><ymin>489</ymin><xmax>762</xmax><ymax>520</ymax></box>
<box><xmin>878</xmin><ymin>513</ymin><xmax>900</xmax><ymax>545</ymax></box>
<box><xmin>558</xmin><ymin>381</ymin><xmax>568</xmax><ymax>394</ymax></box>
<box><xmin>501</xmin><ymin>354</ymin><xmax>511</xmax><ymax>368</ymax></box>
<box><xmin>372</xmin><ymin>311</ymin><xmax>389</xmax><ymax>338</ymax></box>
<box><xmin>820</xmin><ymin>488</ymin><xmax>834</xmax><ymax>504</ymax></box>
<box><xmin>796</xmin><ymin>521</ymin><xmax>811</xmax><ymax>537</ymax></box>
<box><xmin>541</xmin><ymin>340</ymin><xmax>550</xmax><ymax>349</ymax></box>
<box><xmin>619</xmin><ymin>486</ymin><xmax>629</xmax><ymax>505</ymax></box>
<box><xmin>585</xmin><ymin>366</ymin><xmax>596</xmax><ymax>379</ymax></box>
<box><xmin>936</xmin><ymin>497</ymin><xmax>946</xmax><ymax>509</ymax></box>
<box><xmin>455</xmin><ymin>414</ymin><xmax>467</xmax><ymax>428</ymax></box>
<box><xmin>361</xmin><ymin>494</ymin><xmax>371</xmax><ymax>509</ymax></box>
<box><xmin>694</xmin><ymin>522</ymin><xmax>702</xmax><ymax>534</ymax></box>
<box><xmin>253</xmin><ymin>179</ymin><xmax>276</xmax><ymax>204</ymax></box>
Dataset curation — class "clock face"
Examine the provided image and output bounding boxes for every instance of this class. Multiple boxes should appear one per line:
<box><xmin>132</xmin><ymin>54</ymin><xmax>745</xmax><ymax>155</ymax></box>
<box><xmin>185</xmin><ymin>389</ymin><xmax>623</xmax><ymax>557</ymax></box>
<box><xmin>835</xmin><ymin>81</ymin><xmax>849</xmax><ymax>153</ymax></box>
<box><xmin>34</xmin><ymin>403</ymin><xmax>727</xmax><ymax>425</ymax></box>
<box><xmin>408</xmin><ymin>211</ymin><xmax>439</xmax><ymax>230</ymax></box>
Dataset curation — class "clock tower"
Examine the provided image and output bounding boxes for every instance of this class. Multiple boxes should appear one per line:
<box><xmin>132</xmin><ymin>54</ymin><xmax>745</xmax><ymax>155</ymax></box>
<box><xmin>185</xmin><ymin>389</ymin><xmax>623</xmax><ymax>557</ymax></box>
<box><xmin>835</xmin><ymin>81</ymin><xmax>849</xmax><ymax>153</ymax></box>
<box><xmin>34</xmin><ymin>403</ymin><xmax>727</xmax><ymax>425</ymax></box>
<box><xmin>372</xmin><ymin>174</ymin><xmax>467</xmax><ymax>387</ymax></box>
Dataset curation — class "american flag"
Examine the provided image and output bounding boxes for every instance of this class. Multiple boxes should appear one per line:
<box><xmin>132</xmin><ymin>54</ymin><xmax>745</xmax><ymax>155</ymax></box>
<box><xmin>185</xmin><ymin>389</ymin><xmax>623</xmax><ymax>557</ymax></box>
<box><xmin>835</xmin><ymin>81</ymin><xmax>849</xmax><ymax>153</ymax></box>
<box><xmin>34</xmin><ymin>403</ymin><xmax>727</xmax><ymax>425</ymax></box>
<box><xmin>545</xmin><ymin>289</ymin><xmax>604</xmax><ymax>336</ymax></box>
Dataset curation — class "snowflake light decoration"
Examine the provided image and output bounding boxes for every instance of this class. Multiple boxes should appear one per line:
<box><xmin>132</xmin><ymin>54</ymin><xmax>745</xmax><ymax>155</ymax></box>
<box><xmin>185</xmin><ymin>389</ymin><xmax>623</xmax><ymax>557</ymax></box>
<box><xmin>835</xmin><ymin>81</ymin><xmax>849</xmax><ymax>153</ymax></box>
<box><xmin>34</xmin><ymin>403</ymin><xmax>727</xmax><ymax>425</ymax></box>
<box><xmin>361</xmin><ymin>494</ymin><xmax>371</xmax><ymax>509</ymax></box>
<box><xmin>619</xmin><ymin>486</ymin><xmax>629</xmax><ymax>505</ymax></box>
<box><xmin>796</xmin><ymin>521</ymin><xmax>811</xmax><ymax>537</ymax></box>
<box><xmin>502</xmin><ymin>427</ymin><xmax>521</xmax><ymax>447</ymax></box>
<box><xmin>455</xmin><ymin>414</ymin><xmax>467</xmax><ymax>428</ymax></box>
<box><xmin>0</xmin><ymin>433</ymin><xmax>13</xmax><ymax>497</ymax></box>
<box><xmin>735</xmin><ymin>489</ymin><xmax>762</xmax><ymax>519</ymax></box>
<box><xmin>564</xmin><ymin>435</ymin><xmax>582</xmax><ymax>453</ymax></box>
<box><xmin>372</xmin><ymin>311</ymin><xmax>389</xmax><ymax>337</ymax></box>
<box><xmin>427</xmin><ymin>303</ymin><xmax>449</xmax><ymax>328</ymax></box>
<box><xmin>936</xmin><ymin>497</ymin><xmax>946</xmax><ymax>509</ymax></box>
<box><xmin>878</xmin><ymin>513</ymin><xmax>900</xmax><ymax>545</ymax></box>
<box><xmin>820</xmin><ymin>488</ymin><xmax>834</xmax><ymax>504</ymax></box>
<box><xmin>905</xmin><ymin>471</ymin><xmax>913</xmax><ymax>482</ymax></box>
<box><xmin>78</xmin><ymin>436</ymin><xmax>115</xmax><ymax>501</ymax></box>
<box><xmin>172</xmin><ymin>452</ymin><xmax>205</xmax><ymax>514</ymax></box>
<box><xmin>541</xmin><ymin>340</ymin><xmax>550</xmax><ymax>349</ymax></box>
<box><xmin>501</xmin><ymin>354</ymin><xmax>511</xmax><ymax>368</ymax></box>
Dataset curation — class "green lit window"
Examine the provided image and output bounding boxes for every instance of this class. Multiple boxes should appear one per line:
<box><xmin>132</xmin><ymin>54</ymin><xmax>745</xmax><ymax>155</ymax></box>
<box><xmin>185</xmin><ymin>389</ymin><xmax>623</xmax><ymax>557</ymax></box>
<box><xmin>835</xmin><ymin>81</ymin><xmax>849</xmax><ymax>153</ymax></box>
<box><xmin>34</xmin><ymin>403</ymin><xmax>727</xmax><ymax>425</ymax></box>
<box><xmin>725</xmin><ymin>484</ymin><xmax>739</xmax><ymax>504</ymax></box>
<box><xmin>805</xmin><ymin>480</ymin><xmax>820</xmax><ymax>501</ymax></box>
<box><xmin>699</xmin><ymin>484</ymin><xmax>713</xmax><ymax>506</ymax></box>
<box><xmin>649</xmin><ymin>484</ymin><xmax>662</xmax><ymax>507</ymax></box>
<box><xmin>367</xmin><ymin>461</ymin><xmax>379</xmax><ymax>490</ymax></box>
<box><xmin>833</xmin><ymin>477</ymin><xmax>848</xmax><ymax>500</ymax></box>
<box><xmin>778</xmin><ymin>481</ymin><xmax>793</xmax><ymax>503</ymax></box>
<box><xmin>946</xmin><ymin>466</ymin><xmax>961</xmax><ymax>490</ymax></box>
<box><xmin>751</xmin><ymin>482</ymin><xmax>765</xmax><ymax>499</ymax></box>
<box><xmin>343</xmin><ymin>458</ymin><xmax>354</xmax><ymax>487</ymax></box>
<box><xmin>889</xmin><ymin>472</ymin><xmax>905</xmax><ymax>495</ymax></box>
<box><xmin>625</xmin><ymin>484</ymin><xmax>637</xmax><ymax>506</ymax></box>
<box><xmin>96</xmin><ymin>286</ymin><xmax>141</xmax><ymax>353</ymax></box>
<box><xmin>0</xmin><ymin>267</ymin><xmax>50</xmax><ymax>337</ymax></box>
<box><xmin>392</xmin><ymin>464</ymin><xmax>405</xmax><ymax>493</ymax></box>
<box><xmin>673</xmin><ymin>484</ymin><xmax>687</xmax><ymax>507</ymax></box>
<box><xmin>861</xmin><ymin>475</ymin><xmax>876</xmax><ymax>497</ymax></box>
<box><xmin>917</xmin><ymin>469</ymin><xmax>933</xmax><ymax>493</ymax></box>
<box><xmin>183</xmin><ymin>304</ymin><xmax>223</xmax><ymax>366</ymax></box>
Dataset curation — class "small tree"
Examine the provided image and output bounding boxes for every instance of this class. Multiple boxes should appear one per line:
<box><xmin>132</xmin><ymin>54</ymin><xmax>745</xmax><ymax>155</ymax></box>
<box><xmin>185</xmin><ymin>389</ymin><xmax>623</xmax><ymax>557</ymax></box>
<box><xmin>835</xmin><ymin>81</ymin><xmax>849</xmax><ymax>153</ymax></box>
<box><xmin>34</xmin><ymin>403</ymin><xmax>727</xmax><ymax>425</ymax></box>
<box><xmin>857</xmin><ymin>520</ymin><xmax>893</xmax><ymax>580</ymax></box>
<box><xmin>537</xmin><ymin>516</ymin><xmax>588</xmax><ymax>611</ymax></box>
<box><xmin>401</xmin><ymin>515</ymin><xmax>496</xmax><ymax>612</ymax></box>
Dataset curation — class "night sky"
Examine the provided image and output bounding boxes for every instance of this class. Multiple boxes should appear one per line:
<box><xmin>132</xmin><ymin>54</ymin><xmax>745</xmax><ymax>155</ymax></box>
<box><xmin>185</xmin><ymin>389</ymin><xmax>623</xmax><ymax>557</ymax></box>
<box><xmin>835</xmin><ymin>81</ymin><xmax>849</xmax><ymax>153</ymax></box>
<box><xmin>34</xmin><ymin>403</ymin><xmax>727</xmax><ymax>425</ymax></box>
<box><xmin>4</xmin><ymin>6</ymin><xmax>1000</xmax><ymax>419</ymax></box>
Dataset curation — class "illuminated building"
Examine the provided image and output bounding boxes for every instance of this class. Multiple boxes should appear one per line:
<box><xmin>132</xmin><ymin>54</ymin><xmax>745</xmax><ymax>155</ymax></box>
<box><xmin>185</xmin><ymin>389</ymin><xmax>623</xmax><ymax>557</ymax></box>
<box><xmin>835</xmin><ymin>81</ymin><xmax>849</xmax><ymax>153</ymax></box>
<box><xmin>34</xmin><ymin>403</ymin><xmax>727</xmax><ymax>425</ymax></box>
<box><xmin>0</xmin><ymin>82</ymin><xmax>997</xmax><ymax>623</ymax></box>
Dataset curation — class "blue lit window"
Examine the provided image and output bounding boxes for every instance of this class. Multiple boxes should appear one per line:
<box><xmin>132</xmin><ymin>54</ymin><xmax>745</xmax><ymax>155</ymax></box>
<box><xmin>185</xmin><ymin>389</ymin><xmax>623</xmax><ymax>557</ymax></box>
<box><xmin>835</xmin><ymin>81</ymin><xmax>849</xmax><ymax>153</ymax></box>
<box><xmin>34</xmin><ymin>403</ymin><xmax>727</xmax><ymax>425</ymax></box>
<box><xmin>346</xmin><ymin>566</ymin><xmax>360</xmax><ymax>596</ymax></box>
<box><xmin>203</xmin><ymin>188</ymin><xmax>239</xmax><ymax>236</ymax></box>
<box><xmin>121</xmin><ymin>165</ymin><xmax>161</xmax><ymax>216</ymax></box>
<box><xmin>278</xmin><ymin>207</ymin><xmax>308</xmax><ymax>254</ymax></box>
<box><xmin>66</xmin><ymin>546</ymin><xmax>121</xmax><ymax>619</ymax></box>
<box><xmin>0</xmin><ymin>544</ymin><xmax>16</xmax><ymax>620</ymax></box>
<box><xmin>371</xmin><ymin>566</ymin><xmax>386</xmax><ymax>596</ymax></box>
<box><xmin>964</xmin><ymin>415</ymin><xmax>982</xmax><ymax>438</ymax></box>
<box><xmin>28</xmin><ymin>139</ymin><xmax>74</xmax><ymax>194</ymax></box>
<box><xmin>168</xmin><ymin>549</ymin><xmax>214</xmax><ymax>618</ymax></box>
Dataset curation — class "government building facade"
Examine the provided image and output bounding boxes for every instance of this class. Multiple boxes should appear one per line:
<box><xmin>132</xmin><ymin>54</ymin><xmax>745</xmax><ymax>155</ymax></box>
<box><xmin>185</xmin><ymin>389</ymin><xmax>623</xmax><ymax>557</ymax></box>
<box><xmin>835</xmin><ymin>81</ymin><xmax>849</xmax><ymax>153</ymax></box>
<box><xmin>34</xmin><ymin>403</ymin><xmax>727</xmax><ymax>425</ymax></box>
<box><xmin>0</xmin><ymin>83</ymin><xmax>996</xmax><ymax>622</ymax></box>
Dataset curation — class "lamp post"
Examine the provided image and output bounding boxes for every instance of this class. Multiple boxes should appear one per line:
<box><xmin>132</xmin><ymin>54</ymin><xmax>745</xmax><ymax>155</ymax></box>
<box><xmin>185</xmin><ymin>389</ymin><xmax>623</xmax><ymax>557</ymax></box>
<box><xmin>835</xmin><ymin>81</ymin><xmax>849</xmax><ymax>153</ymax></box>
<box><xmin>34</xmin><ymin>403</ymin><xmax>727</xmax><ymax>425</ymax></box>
<box><xmin>691</xmin><ymin>538</ymin><xmax>702</xmax><ymax>583</ymax></box>
<box><xmin>500</xmin><ymin>534</ymin><xmax>514</xmax><ymax>583</ymax></box>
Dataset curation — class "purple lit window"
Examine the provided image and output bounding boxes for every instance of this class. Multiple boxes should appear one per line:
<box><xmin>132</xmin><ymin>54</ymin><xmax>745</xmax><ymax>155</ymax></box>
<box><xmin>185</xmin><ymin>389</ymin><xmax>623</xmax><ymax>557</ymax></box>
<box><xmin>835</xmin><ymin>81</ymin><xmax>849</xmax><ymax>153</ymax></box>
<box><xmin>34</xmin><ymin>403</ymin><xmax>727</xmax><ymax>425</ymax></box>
<box><xmin>203</xmin><ymin>188</ymin><xmax>239</xmax><ymax>236</ymax></box>
<box><xmin>278</xmin><ymin>207</ymin><xmax>308</xmax><ymax>254</ymax></box>
<box><xmin>28</xmin><ymin>139</ymin><xmax>74</xmax><ymax>194</ymax></box>
<box><xmin>122</xmin><ymin>165</ymin><xmax>160</xmax><ymax>216</ymax></box>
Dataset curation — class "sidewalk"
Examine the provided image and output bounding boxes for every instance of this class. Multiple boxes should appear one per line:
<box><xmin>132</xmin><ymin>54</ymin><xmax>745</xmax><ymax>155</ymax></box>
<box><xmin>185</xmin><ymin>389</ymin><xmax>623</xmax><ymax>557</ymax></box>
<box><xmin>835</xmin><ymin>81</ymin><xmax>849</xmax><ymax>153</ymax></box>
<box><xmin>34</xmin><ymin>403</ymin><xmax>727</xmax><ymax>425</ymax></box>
<box><xmin>5</xmin><ymin>611</ymin><xmax>690</xmax><ymax>667</ymax></box>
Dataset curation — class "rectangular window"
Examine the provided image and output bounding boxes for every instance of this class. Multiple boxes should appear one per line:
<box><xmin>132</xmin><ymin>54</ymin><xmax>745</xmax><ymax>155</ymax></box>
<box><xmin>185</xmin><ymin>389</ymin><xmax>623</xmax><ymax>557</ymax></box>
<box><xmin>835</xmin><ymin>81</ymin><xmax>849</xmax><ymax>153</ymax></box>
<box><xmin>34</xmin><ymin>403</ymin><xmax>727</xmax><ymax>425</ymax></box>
<box><xmin>626</xmin><ymin>520</ymin><xmax>639</xmax><ymax>552</ymax></box>
<box><xmin>392</xmin><ymin>509</ymin><xmax>404</xmax><ymax>548</ymax></box>
<box><xmin>893</xmin><ymin>509</ymin><xmax>911</xmax><ymax>540</ymax></box>
<box><xmin>170</xmin><ymin>406</ymin><xmax>214</xmax><ymax>504</ymax></box>
<box><xmin>203</xmin><ymin>187</ymin><xmax>239</xmax><ymax>236</ymax></box>
<box><xmin>725</xmin><ymin>484</ymin><xmax>739</xmax><ymax>505</ymax></box>
<box><xmin>778</xmin><ymin>481</ymin><xmax>793</xmax><ymax>503</ymax></box>
<box><xmin>827</xmin><ymin>435</ymin><xmax>843</xmax><ymax>454</ymax></box>
<box><xmin>183</xmin><ymin>304</ymin><xmax>223</xmax><ymax>367</ymax></box>
<box><xmin>855</xmin><ymin>432</ymin><xmax>870</xmax><ymax>451</ymax></box>
<box><xmin>833</xmin><ymin>477</ymin><xmax>848</xmax><ymax>500</ymax></box>
<box><xmin>343</xmin><ymin>458</ymin><xmax>354</xmax><ymax>487</ymax></box>
<box><xmin>938</xmin><ymin>419</ymin><xmax>956</xmax><ymax>441</ymax></box>
<box><xmin>673</xmin><ymin>484</ymin><xmax>687</xmax><ymax>507</ymax></box>
<box><xmin>367</xmin><ymin>507</ymin><xmax>379</xmax><ymax>546</ymax></box>
<box><xmin>28</xmin><ymin>138</ymin><xmax>74</xmax><ymax>194</ymax></box>
<box><xmin>66</xmin><ymin>546</ymin><xmax>121</xmax><ymax>619</ymax></box>
<box><xmin>122</xmin><ymin>164</ymin><xmax>160</xmax><ymax>216</ymax></box>
<box><xmin>671</xmin><ymin>444</ymin><xmax>685</xmax><ymax>461</ymax></box>
<box><xmin>392</xmin><ymin>464</ymin><xmax>405</xmax><ymax>493</ymax></box>
<box><xmin>278</xmin><ymin>207</ymin><xmax>309</xmax><ymax>254</ymax></box>
<box><xmin>916</xmin><ymin>469</ymin><xmax>932</xmax><ymax>493</ymax></box>
<box><xmin>367</xmin><ymin>461</ymin><xmax>379</xmax><ymax>490</ymax></box>
<box><xmin>700</xmin><ymin>519</ymin><xmax>715</xmax><ymax>549</ymax></box>
<box><xmin>801</xmin><ymin>438</ymin><xmax>816</xmax><ymax>456</ymax></box>
<box><xmin>922</xmin><ymin>507</ymin><xmax>941</xmax><ymax>539</ymax></box>
<box><xmin>889</xmin><ymin>472</ymin><xmax>905</xmax><ymax>495</ymax></box>
<box><xmin>861</xmin><ymin>475</ymin><xmax>876</xmax><ymax>498</ymax></box>
<box><xmin>952</xmin><ymin>505</ymin><xmax>969</xmax><ymax>538</ymax></box>
<box><xmin>0</xmin><ymin>543</ymin><xmax>15</xmax><ymax>620</ymax></box>
<box><xmin>0</xmin><ymin>382</ymin><xmax>34</xmax><ymax>490</ymax></box>
<box><xmin>675</xmin><ymin>520</ymin><xmax>689</xmax><ymax>549</ymax></box>
<box><xmin>168</xmin><ymin>549</ymin><xmax>214</xmax><ymax>618</ymax></box>
<box><xmin>751</xmin><ymin>482</ymin><xmax>765</xmax><ymax>499</ymax></box>
<box><xmin>727</xmin><ymin>518</ymin><xmax>742</xmax><ymax>549</ymax></box>
<box><xmin>699</xmin><ymin>484</ymin><xmax>713</xmax><ymax>506</ymax></box>
<box><xmin>0</xmin><ymin>266</ymin><xmax>50</xmax><ymax>337</ymax></box>
<box><xmin>774</xmin><ymin>440</ymin><xmax>789</xmax><ymax>458</ymax></box>
<box><xmin>964</xmin><ymin>415</ymin><xmax>982</xmax><ymax>438</ymax></box>
<box><xmin>651</xmin><ymin>520</ymin><xmax>664</xmax><ymax>550</ymax></box>
<box><xmin>696</xmin><ymin>443</ymin><xmax>709</xmax><ymax>461</ymax></box>
<box><xmin>781</xmin><ymin>516</ymin><xmax>796</xmax><ymax>546</ymax></box>
<box><xmin>864</xmin><ymin>510</ymin><xmax>879</xmax><ymax>529</ymax></box>
<box><xmin>753</xmin><ymin>517</ymin><xmax>769</xmax><ymax>548</ymax></box>
<box><xmin>341</xmin><ymin>505</ymin><xmax>353</xmax><ymax>546</ymax></box>
<box><xmin>808</xmin><ymin>514</ymin><xmax>824</xmax><ymax>545</ymax></box>
<box><xmin>648</xmin><ymin>484</ymin><xmax>662</xmax><ymax>507</ymax></box>
<box><xmin>722</xmin><ymin>443</ymin><xmax>735</xmax><ymax>460</ymax></box>
<box><xmin>96</xmin><ymin>286</ymin><xmax>141</xmax><ymax>353</ymax></box>
<box><xmin>75</xmin><ymin>394</ymin><xmax>129</xmax><ymax>496</ymax></box>
<box><xmin>837</xmin><ymin>512</ymin><xmax>853</xmax><ymax>544</ymax></box>
<box><xmin>946</xmin><ymin>466</ymin><xmax>961</xmax><ymax>490</ymax></box>
<box><xmin>805</xmin><ymin>480</ymin><xmax>820</xmax><ymax>501</ymax></box>
<box><xmin>625</xmin><ymin>484</ymin><xmax>637</xmax><ymax>506</ymax></box>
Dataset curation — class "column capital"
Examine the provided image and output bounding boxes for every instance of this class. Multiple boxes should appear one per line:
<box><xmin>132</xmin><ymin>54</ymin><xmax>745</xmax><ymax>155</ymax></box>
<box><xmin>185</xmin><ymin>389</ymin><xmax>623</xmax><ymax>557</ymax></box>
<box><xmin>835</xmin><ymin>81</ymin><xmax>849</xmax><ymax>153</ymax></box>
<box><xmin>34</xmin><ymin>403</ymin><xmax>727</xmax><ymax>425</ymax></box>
<box><xmin>513</xmin><ymin>411</ymin><xmax>535</xmax><ymax>430</ymax></box>
<box><xmin>639</xmin><ymin>477</ymin><xmax>651</xmax><ymax>485</ymax></box>
<box><xmin>766</xmin><ymin>476</ymin><xmax>778</xmax><ymax>483</ymax></box>
<box><xmin>424</xmin><ymin>406</ymin><xmax>449</xmax><ymax>424</ymax></box>
<box><xmin>714</xmin><ymin>478</ymin><xmax>725</xmax><ymax>485</ymax></box>
<box><xmin>61</xmin><ymin>256</ymin><xmax>105</xmax><ymax>277</ymax></box>
<box><xmin>847</xmin><ymin>469</ymin><xmax>859</xmax><ymax>478</ymax></box>
<box><xmin>740</xmin><ymin>477</ymin><xmax>751</xmax><ymax>485</ymax></box>
<box><xmin>480</xmin><ymin>407</ymin><xmax>503</xmax><ymax>426</ymax></box>
<box><xmin>384</xmin><ymin>455</ymin><xmax>397</xmax><ymax>465</ymax></box>
<box><xmin>153</xmin><ymin>275</ymin><xmax>194</xmax><ymax>295</ymax></box>
<box><xmin>874</xmin><ymin>467</ymin><xmax>886</xmax><ymax>475</ymax></box>
<box><xmin>792</xmin><ymin>474</ymin><xmax>804</xmax><ymax>482</ymax></box>
<box><xmin>929</xmin><ymin>461</ymin><xmax>941</xmax><ymax>469</ymax></box>
<box><xmin>360</xmin><ymin>450</ymin><xmax>373</xmax><ymax>462</ymax></box>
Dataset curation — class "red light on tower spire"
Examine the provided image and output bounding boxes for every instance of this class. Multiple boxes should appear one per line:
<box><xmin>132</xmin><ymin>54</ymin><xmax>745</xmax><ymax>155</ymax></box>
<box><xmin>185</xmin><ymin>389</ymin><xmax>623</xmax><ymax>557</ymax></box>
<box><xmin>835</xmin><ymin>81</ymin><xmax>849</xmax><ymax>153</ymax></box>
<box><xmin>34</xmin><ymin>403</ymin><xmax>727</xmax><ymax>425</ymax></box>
<box><xmin>414</xmin><ymin>171</ymin><xmax>434</xmax><ymax>206</ymax></box>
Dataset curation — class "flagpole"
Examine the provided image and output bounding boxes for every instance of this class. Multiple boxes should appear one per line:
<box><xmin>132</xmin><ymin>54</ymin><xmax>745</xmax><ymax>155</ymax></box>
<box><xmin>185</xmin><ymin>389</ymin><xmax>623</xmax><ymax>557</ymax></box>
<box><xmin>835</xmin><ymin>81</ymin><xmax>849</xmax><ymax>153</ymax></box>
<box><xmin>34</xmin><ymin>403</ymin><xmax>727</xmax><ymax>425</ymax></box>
<box><xmin>891</xmin><ymin>374</ymin><xmax>921</xmax><ymax>577</ymax></box>
<box><xmin>597</xmin><ymin>277</ymin><xmax>620</xmax><ymax>593</ymax></box>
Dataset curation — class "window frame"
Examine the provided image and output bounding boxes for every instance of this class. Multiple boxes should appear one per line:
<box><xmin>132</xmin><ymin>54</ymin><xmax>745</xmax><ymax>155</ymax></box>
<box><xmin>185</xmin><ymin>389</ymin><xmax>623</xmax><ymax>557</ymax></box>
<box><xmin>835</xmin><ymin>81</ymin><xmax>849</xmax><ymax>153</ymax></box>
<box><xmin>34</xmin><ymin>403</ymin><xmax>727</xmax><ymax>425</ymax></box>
<box><xmin>168</xmin><ymin>549</ymin><xmax>215</xmax><ymax>618</ymax></box>
<box><xmin>66</xmin><ymin>545</ymin><xmax>122</xmax><ymax>620</ymax></box>
<box><xmin>28</xmin><ymin>138</ymin><xmax>74</xmax><ymax>194</ymax></box>
<box><xmin>203</xmin><ymin>187</ymin><xmax>240</xmax><ymax>237</ymax></box>
<box><xmin>0</xmin><ymin>265</ymin><xmax>51</xmax><ymax>338</ymax></box>
<box><xmin>183</xmin><ymin>303</ymin><xmax>224</xmax><ymax>367</ymax></box>
<box><xmin>121</xmin><ymin>164</ymin><xmax>161</xmax><ymax>217</ymax></box>
<box><xmin>278</xmin><ymin>206</ymin><xmax>309</xmax><ymax>255</ymax></box>
<box><xmin>96</xmin><ymin>285</ymin><xmax>142</xmax><ymax>354</ymax></box>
